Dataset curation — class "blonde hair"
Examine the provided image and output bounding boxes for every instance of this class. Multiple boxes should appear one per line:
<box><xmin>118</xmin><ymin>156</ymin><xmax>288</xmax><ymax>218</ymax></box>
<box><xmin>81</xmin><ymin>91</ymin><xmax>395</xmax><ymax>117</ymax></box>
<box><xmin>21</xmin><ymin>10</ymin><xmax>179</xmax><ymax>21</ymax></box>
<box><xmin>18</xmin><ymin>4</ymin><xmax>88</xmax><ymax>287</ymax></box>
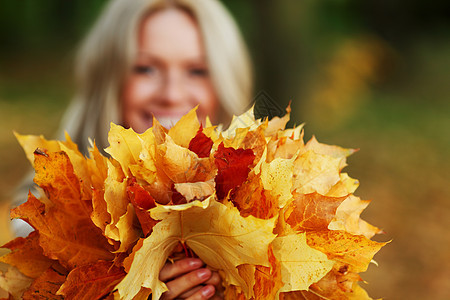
<box><xmin>59</xmin><ymin>0</ymin><xmax>253</xmax><ymax>153</ymax></box>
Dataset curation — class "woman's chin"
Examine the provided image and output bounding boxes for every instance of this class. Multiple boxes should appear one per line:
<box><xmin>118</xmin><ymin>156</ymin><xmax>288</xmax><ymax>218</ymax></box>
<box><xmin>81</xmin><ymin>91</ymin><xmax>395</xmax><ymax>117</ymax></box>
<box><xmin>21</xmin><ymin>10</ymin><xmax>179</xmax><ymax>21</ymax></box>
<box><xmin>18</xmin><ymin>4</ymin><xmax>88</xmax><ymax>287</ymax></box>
<box><xmin>130</xmin><ymin>114</ymin><xmax>186</xmax><ymax>132</ymax></box>
<box><xmin>154</xmin><ymin>115</ymin><xmax>183</xmax><ymax>129</ymax></box>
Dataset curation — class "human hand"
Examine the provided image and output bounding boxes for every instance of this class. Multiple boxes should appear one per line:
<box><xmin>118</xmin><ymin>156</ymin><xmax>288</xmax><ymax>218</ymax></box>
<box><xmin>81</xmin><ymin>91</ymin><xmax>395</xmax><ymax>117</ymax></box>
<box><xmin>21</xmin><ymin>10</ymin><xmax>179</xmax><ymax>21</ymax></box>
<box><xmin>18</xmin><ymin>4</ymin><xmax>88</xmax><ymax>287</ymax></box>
<box><xmin>159</xmin><ymin>258</ymin><xmax>223</xmax><ymax>299</ymax></box>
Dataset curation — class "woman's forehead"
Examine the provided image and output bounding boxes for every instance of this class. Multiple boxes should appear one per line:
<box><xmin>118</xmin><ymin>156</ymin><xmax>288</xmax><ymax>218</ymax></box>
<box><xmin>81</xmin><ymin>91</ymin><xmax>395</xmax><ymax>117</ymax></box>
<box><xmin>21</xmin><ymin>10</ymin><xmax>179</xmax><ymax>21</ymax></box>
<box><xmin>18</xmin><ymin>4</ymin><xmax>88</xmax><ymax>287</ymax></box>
<box><xmin>138</xmin><ymin>9</ymin><xmax>205</xmax><ymax>58</ymax></box>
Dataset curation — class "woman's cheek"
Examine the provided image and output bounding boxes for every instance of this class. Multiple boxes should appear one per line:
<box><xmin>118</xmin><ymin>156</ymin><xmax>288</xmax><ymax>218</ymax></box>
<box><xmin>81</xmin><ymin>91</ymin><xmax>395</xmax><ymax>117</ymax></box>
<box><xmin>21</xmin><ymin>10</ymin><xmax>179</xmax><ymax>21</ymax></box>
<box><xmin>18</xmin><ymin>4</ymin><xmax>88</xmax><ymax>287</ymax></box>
<box><xmin>129</xmin><ymin>78</ymin><xmax>155</xmax><ymax>104</ymax></box>
<box><xmin>192</xmin><ymin>85</ymin><xmax>219</xmax><ymax>121</ymax></box>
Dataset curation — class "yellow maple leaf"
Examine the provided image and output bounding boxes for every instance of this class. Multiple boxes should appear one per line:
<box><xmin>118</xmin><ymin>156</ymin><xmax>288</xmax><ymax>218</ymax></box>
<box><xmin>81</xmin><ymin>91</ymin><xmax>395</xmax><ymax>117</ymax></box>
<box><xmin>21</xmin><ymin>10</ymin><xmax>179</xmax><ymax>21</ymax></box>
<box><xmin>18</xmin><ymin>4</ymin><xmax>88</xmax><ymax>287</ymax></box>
<box><xmin>304</xmin><ymin>136</ymin><xmax>357</xmax><ymax>170</ymax></box>
<box><xmin>326</xmin><ymin>173</ymin><xmax>360</xmax><ymax>197</ymax></box>
<box><xmin>264</xmin><ymin>105</ymin><xmax>291</xmax><ymax>137</ymax></box>
<box><xmin>272</xmin><ymin>233</ymin><xmax>335</xmax><ymax>293</ymax></box>
<box><xmin>328</xmin><ymin>195</ymin><xmax>382</xmax><ymax>239</ymax></box>
<box><xmin>167</xmin><ymin>107</ymin><xmax>200</xmax><ymax>147</ymax></box>
<box><xmin>103</xmin><ymin>160</ymin><xmax>128</xmax><ymax>242</ymax></box>
<box><xmin>117</xmin><ymin>196</ymin><xmax>276</xmax><ymax>300</ymax></box>
<box><xmin>260</xmin><ymin>155</ymin><xmax>296</xmax><ymax>208</ymax></box>
<box><xmin>306</xmin><ymin>230</ymin><xmax>386</xmax><ymax>273</ymax></box>
<box><xmin>158</xmin><ymin>135</ymin><xmax>216</xmax><ymax>183</ymax></box>
<box><xmin>105</xmin><ymin>123</ymin><xmax>154</xmax><ymax>177</ymax></box>
<box><xmin>292</xmin><ymin>150</ymin><xmax>343</xmax><ymax>195</ymax></box>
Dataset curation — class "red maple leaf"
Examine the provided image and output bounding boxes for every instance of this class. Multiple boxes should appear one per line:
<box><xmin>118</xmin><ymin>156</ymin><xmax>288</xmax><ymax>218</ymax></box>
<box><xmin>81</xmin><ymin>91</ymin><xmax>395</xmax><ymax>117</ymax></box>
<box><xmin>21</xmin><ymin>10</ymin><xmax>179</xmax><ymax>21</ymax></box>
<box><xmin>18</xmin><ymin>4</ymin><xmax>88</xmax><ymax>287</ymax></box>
<box><xmin>214</xmin><ymin>142</ymin><xmax>255</xmax><ymax>199</ymax></box>
<box><xmin>188</xmin><ymin>127</ymin><xmax>214</xmax><ymax>158</ymax></box>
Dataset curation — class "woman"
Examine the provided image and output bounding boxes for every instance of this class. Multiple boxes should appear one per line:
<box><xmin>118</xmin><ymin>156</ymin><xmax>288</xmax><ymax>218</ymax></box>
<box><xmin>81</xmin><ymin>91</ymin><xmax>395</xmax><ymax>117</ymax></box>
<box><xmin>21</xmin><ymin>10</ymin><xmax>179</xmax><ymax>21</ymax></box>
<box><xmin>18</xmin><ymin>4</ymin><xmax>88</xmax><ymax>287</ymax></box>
<box><xmin>13</xmin><ymin>0</ymin><xmax>253</xmax><ymax>299</ymax></box>
<box><xmin>60</xmin><ymin>0</ymin><xmax>253</xmax><ymax>153</ymax></box>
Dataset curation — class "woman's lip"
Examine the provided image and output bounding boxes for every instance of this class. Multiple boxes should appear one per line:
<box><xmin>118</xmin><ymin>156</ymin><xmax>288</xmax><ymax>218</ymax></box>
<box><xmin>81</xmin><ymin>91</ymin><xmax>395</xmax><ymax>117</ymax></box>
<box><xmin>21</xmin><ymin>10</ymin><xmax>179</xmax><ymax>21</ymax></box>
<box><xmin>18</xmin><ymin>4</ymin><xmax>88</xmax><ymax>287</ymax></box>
<box><xmin>147</xmin><ymin>111</ymin><xmax>190</xmax><ymax>118</ymax></box>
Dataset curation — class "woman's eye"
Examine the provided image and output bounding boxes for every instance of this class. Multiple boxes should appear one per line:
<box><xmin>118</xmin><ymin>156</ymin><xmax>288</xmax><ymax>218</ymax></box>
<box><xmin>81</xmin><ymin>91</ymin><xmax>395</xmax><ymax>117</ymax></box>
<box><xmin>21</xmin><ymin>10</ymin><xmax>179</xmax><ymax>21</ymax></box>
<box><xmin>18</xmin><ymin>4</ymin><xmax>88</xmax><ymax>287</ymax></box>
<box><xmin>189</xmin><ymin>68</ymin><xmax>208</xmax><ymax>77</ymax></box>
<box><xmin>134</xmin><ymin>65</ymin><xmax>155</xmax><ymax>75</ymax></box>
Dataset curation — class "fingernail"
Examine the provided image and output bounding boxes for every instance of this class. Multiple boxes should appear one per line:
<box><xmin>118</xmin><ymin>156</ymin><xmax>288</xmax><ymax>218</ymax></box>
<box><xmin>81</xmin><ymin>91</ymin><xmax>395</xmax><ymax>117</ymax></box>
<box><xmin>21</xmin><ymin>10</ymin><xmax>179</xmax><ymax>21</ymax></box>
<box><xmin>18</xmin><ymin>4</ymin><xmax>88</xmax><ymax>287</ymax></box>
<box><xmin>201</xmin><ymin>285</ymin><xmax>215</xmax><ymax>298</ymax></box>
<box><xmin>197</xmin><ymin>268</ymin><xmax>211</xmax><ymax>280</ymax></box>
<box><xmin>189</xmin><ymin>259</ymin><xmax>203</xmax><ymax>268</ymax></box>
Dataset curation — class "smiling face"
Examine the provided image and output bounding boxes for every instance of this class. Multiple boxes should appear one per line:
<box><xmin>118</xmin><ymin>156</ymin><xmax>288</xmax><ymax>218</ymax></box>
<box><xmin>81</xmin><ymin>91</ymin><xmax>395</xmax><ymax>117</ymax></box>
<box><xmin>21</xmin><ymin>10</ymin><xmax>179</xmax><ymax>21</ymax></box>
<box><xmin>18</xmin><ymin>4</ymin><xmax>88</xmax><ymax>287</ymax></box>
<box><xmin>121</xmin><ymin>8</ymin><xmax>219</xmax><ymax>132</ymax></box>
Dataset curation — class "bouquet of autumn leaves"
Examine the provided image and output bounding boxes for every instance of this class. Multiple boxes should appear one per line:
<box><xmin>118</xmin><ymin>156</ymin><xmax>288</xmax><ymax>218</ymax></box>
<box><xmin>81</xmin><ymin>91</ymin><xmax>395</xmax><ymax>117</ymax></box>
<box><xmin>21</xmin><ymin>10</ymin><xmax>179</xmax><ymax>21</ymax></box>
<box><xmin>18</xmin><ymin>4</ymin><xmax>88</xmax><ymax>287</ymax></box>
<box><xmin>0</xmin><ymin>106</ymin><xmax>386</xmax><ymax>299</ymax></box>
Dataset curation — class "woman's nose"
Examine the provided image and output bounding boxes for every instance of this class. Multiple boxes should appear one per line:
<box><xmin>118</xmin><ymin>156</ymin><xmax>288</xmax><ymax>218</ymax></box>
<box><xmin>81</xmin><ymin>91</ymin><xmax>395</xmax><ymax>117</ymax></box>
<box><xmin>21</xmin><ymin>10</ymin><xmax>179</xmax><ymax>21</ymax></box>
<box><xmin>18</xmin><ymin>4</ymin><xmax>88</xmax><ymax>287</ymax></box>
<box><xmin>158</xmin><ymin>70</ymin><xmax>185</xmax><ymax>105</ymax></box>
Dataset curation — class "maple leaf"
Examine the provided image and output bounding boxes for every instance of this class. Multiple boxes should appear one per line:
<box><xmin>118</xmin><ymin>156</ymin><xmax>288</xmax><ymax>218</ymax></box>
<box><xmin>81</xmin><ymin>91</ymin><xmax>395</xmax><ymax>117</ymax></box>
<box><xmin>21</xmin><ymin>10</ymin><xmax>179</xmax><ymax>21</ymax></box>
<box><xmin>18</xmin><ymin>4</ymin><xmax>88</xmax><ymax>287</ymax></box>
<box><xmin>32</xmin><ymin>150</ymin><xmax>90</xmax><ymax>216</ymax></box>
<box><xmin>214</xmin><ymin>143</ymin><xmax>255</xmax><ymax>199</ymax></box>
<box><xmin>306</xmin><ymin>230</ymin><xmax>386</xmax><ymax>273</ymax></box>
<box><xmin>221</xmin><ymin>127</ymin><xmax>249</xmax><ymax>150</ymax></box>
<box><xmin>57</xmin><ymin>134</ymin><xmax>96</xmax><ymax>201</ymax></box>
<box><xmin>304</xmin><ymin>136</ymin><xmax>357</xmax><ymax>170</ymax></box>
<box><xmin>266</xmin><ymin>130</ymin><xmax>304</xmax><ymax>162</ymax></box>
<box><xmin>0</xmin><ymin>231</ymin><xmax>54</xmax><ymax>279</ymax></box>
<box><xmin>57</xmin><ymin>261</ymin><xmax>125</xmax><ymax>300</ymax></box>
<box><xmin>173</xmin><ymin>180</ymin><xmax>215</xmax><ymax>202</ymax></box>
<box><xmin>0</xmin><ymin>266</ymin><xmax>33</xmax><ymax>300</ymax></box>
<box><xmin>91</xmin><ymin>188</ymin><xmax>110</xmax><ymax>234</ymax></box>
<box><xmin>114</xmin><ymin>203</ymin><xmax>141</xmax><ymax>253</ymax></box>
<box><xmin>230</xmin><ymin>173</ymin><xmax>278</xmax><ymax>220</ymax></box>
<box><xmin>272</xmin><ymin>233</ymin><xmax>335</xmax><ymax>293</ymax></box>
<box><xmin>223</xmin><ymin>251</ymin><xmax>284</xmax><ymax>300</ymax></box>
<box><xmin>159</xmin><ymin>135</ymin><xmax>216</xmax><ymax>184</ymax></box>
<box><xmin>14</xmin><ymin>133</ymin><xmax>61</xmax><ymax>167</ymax></box>
<box><xmin>15</xmin><ymin>132</ymin><xmax>106</xmax><ymax>203</ymax></box>
<box><xmin>88</xmin><ymin>141</ymin><xmax>108</xmax><ymax>182</ymax></box>
<box><xmin>126</xmin><ymin>181</ymin><xmax>158</xmax><ymax>237</ymax></box>
<box><xmin>326</xmin><ymin>173</ymin><xmax>359</xmax><ymax>198</ymax></box>
<box><xmin>116</xmin><ymin>197</ymin><xmax>276</xmax><ymax>300</ymax></box>
<box><xmin>188</xmin><ymin>127</ymin><xmax>214</xmax><ymax>158</ymax></box>
<box><xmin>103</xmin><ymin>159</ymin><xmax>128</xmax><ymax>242</ymax></box>
<box><xmin>284</xmin><ymin>192</ymin><xmax>347</xmax><ymax>232</ymax></box>
<box><xmin>105</xmin><ymin>124</ymin><xmax>146</xmax><ymax>176</ymax></box>
<box><xmin>221</xmin><ymin>106</ymin><xmax>262</xmax><ymax>139</ymax></box>
<box><xmin>11</xmin><ymin>194</ymin><xmax>114</xmax><ymax>270</ymax></box>
<box><xmin>253</xmin><ymin>245</ymin><xmax>284</xmax><ymax>299</ymax></box>
<box><xmin>280</xmin><ymin>271</ymin><xmax>372</xmax><ymax>300</ymax></box>
<box><xmin>292</xmin><ymin>150</ymin><xmax>343</xmax><ymax>195</ymax></box>
<box><xmin>328</xmin><ymin>195</ymin><xmax>382</xmax><ymax>239</ymax></box>
<box><xmin>240</xmin><ymin>124</ymin><xmax>267</xmax><ymax>164</ymax></box>
<box><xmin>22</xmin><ymin>267</ymin><xmax>66</xmax><ymax>300</ymax></box>
<box><xmin>167</xmin><ymin>107</ymin><xmax>201</xmax><ymax>148</ymax></box>
<box><xmin>264</xmin><ymin>104</ymin><xmax>291</xmax><ymax>137</ymax></box>
<box><xmin>259</xmin><ymin>155</ymin><xmax>296</xmax><ymax>208</ymax></box>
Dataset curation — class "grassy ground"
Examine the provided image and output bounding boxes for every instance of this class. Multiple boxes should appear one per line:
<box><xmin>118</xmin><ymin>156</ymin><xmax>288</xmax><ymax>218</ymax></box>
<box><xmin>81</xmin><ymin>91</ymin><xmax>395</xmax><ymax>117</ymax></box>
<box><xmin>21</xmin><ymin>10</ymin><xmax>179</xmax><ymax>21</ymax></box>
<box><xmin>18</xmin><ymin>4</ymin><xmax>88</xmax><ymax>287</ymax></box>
<box><xmin>1</xmin><ymin>45</ymin><xmax>449</xmax><ymax>299</ymax></box>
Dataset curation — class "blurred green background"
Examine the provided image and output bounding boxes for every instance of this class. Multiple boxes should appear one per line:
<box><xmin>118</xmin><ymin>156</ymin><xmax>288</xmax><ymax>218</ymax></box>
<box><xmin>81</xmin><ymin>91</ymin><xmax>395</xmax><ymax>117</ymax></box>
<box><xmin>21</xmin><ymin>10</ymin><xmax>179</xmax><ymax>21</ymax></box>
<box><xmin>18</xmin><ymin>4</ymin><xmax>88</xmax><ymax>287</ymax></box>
<box><xmin>1</xmin><ymin>1</ymin><xmax>449</xmax><ymax>299</ymax></box>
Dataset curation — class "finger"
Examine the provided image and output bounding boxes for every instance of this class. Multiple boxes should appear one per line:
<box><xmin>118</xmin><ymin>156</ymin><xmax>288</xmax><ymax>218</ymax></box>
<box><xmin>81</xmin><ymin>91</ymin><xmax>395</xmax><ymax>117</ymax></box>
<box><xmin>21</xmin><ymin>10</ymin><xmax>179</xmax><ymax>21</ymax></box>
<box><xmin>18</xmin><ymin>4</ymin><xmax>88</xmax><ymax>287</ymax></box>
<box><xmin>161</xmin><ymin>268</ymin><xmax>212</xmax><ymax>299</ymax></box>
<box><xmin>185</xmin><ymin>285</ymin><xmax>216</xmax><ymax>300</ymax></box>
<box><xmin>177</xmin><ymin>285</ymin><xmax>202</xmax><ymax>298</ymax></box>
<box><xmin>160</xmin><ymin>258</ymin><xmax>203</xmax><ymax>281</ymax></box>
<box><xmin>203</xmin><ymin>271</ymin><xmax>221</xmax><ymax>287</ymax></box>
<box><xmin>178</xmin><ymin>272</ymin><xmax>221</xmax><ymax>298</ymax></box>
